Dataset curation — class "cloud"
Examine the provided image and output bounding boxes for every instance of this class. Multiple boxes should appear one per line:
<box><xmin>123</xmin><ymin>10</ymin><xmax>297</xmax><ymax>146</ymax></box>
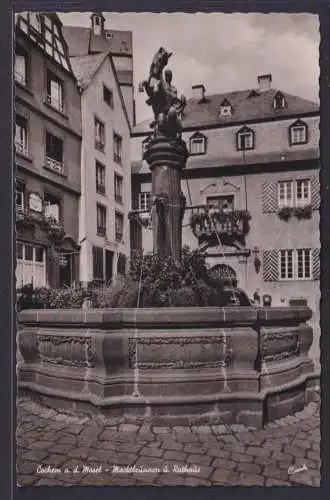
<box><xmin>58</xmin><ymin>12</ymin><xmax>319</xmax><ymax>123</ymax></box>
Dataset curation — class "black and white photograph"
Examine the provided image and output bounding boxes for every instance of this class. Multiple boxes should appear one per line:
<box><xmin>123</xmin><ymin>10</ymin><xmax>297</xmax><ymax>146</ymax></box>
<box><xmin>15</xmin><ymin>10</ymin><xmax>321</xmax><ymax>487</ymax></box>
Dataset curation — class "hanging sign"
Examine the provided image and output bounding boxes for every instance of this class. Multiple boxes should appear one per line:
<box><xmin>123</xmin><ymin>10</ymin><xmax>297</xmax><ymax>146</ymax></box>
<box><xmin>29</xmin><ymin>193</ymin><xmax>43</xmax><ymax>213</ymax></box>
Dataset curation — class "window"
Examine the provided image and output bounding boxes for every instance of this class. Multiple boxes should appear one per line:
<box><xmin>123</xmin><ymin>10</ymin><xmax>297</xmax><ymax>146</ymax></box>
<box><xmin>236</xmin><ymin>126</ymin><xmax>254</xmax><ymax>151</ymax></box>
<box><xmin>16</xmin><ymin>182</ymin><xmax>25</xmax><ymax>214</ymax></box>
<box><xmin>278</xmin><ymin>179</ymin><xmax>311</xmax><ymax>208</ymax></box>
<box><xmin>115</xmin><ymin>212</ymin><xmax>124</xmax><ymax>241</ymax></box>
<box><xmin>139</xmin><ymin>192</ymin><xmax>152</xmax><ymax>211</ymax></box>
<box><xmin>297</xmin><ymin>249</ymin><xmax>312</xmax><ymax>279</ymax></box>
<box><xmin>29</xmin><ymin>13</ymin><xmax>42</xmax><ymax>33</ymax></box>
<box><xmin>95</xmin><ymin>161</ymin><xmax>105</xmax><ymax>194</ymax></box>
<box><xmin>280</xmin><ymin>249</ymin><xmax>312</xmax><ymax>281</ymax></box>
<box><xmin>296</xmin><ymin>179</ymin><xmax>311</xmax><ymax>207</ymax></box>
<box><xmin>114</xmin><ymin>173</ymin><xmax>123</xmax><ymax>203</ymax></box>
<box><xmin>278</xmin><ymin>180</ymin><xmax>294</xmax><ymax>207</ymax></box>
<box><xmin>189</xmin><ymin>133</ymin><xmax>206</xmax><ymax>155</ymax></box>
<box><xmin>117</xmin><ymin>253</ymin><xmax>126</xmax><ymax>275</ymax></box>
<box><xmin>44</xmin><ymin>193</ymin><xmax>61</xmax><ymax>222</ymax></box>
<box><xmin>16</xmin><ymin>243</ymin><xmax>46</xmax><ymax>288</ymax></box>
<box><xmin>273</xmin><ymin>92</ymin><xmax>286</xmax><ymax>110</ymax></box>
<box><xmin>289</xmin><ymin>120</ymin><xmax>308</xmax><ymax>145</ymax></box>
<box><xmin>219</xmin><ymin>99</ymin><xmax>232</xmax><ymax>117</ymax></box>
<box><xmin>96</xmin><ymin>204</ymin><xmax>107</xmax><ymax>237</ymax></box>
<box><xmin>15</xmin><ymin>115</ymin><xmax>28</xmax><ymax>156</ymax></box>
<box><xmin>207</xmin><ymin>195</ymin><xmax>234</xmax><ymax>211</ymax></box>
<box><xmin>45</xmin><ymin>132</ymin><xmax>63</xmax><ymax>173</ymax></box>
<box><xmin>15</xmin><ymin>46</ymin><xmax>27</xmax><ymax>86</ymax></box>
<box><xmin>92</xmin><ymin>246</ymin><xmax>104</xmax><ymax>280</ymax></box>
<box><xmin>280</xmin><ymin>250</ymin><xmax>294</xmax><ymax>280</ymax></box>
<box><xmin>46</xmin><ymin>71</ymin><xmax>64</xmax><ymax>112</ymax></box>
<box><xmin>103</xmin><ymin>85</ymin><xmax>113</xmax><ymax>107</ymax></box>
<box><xmin>113</xmin><ymin>133</ymin><xmax>122</xmax><ymax>164</ymax></box>
<box><xmin>95</xmin><ymin>118</ymin><xmax>105</xmax><ymax>151</ymax></box>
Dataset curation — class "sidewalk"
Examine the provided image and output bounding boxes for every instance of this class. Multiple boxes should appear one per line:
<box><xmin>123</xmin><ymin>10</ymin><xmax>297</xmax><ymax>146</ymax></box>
<box><xmin>17</xmin><ymin>398</ymin><xmax>320</xmax><ymax>487</ymax></box>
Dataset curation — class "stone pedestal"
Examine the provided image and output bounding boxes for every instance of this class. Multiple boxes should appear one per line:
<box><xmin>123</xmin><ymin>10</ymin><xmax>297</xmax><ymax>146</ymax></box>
<box><xmin>144</xmin><ymin>136</ymin><xmax>188</xmax><ymax>261</ymax></box>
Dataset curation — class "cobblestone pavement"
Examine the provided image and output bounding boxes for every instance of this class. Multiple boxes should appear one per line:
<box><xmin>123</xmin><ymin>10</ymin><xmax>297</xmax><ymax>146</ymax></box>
<box><xmin>16</xmin><ymin>398</ymin><xmax>320</xmax><ymax>487</ymax></box>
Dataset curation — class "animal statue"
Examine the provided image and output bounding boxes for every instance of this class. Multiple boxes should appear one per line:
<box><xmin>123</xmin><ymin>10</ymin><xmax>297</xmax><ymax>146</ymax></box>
<box><xmin>139</xmin><ymin>48</ymin><xmax>186</xmax><ymax>139</ymax></box>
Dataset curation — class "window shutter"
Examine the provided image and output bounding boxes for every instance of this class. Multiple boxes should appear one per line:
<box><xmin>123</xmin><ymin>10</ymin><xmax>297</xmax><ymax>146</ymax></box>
<box><xmin>312</xmin><ymin>248</ymin><xmax>320</xmax><ymax>280</ymax></box>
<box><xmin>311</xmin><ymin>177</ymin><xmax>320</xmax><ymax>210</ymax></box>
<box><xmin>262</xmin><ymin>182</ymin><xmax>278</xmax><ymax>213</ymax></box>
<box><xmin>263</xmin><ymin>250</ymin><xmax>279</xmax><ymax>281</ymax></box>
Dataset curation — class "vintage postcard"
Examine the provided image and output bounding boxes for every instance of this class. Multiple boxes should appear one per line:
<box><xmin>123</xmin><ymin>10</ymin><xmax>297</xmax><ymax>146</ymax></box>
<box><xmin>15</xmin><ymin>11</ymin><xmax>320</xmax><ymax>487</ymax></box>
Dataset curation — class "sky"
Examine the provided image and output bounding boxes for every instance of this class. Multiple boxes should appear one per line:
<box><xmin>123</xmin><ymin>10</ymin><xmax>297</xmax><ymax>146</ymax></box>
<box><xmin>58</xmin><ymin>12</ymin><xmax>320</xmax><ymax>123</ymax></box>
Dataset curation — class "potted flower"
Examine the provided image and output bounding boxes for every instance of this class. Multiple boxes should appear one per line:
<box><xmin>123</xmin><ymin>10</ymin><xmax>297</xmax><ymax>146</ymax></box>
<box><xmin>295</xmin><ymin>204</ymin><xmax>312</xmax><ymax>220</ymax></box>
<box><xmin>43</xmin><ymin>216</ymin><xmax>65</xmax><ymax>242</ymax></box>
<box><xmin>278</xmin><ymin>206</ymin><xmax>294</xmax><ymax>221</ymax></box>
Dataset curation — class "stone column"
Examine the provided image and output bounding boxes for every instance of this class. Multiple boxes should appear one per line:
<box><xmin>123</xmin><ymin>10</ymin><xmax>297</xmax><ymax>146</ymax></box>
<box><xmin>144</xmin><ymin>136</ymin><xmax>188</xmax><ymax>261</ymax></box>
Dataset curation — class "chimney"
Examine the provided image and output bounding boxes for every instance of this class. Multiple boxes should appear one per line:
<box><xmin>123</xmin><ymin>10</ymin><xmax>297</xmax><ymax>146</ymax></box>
<box><xmin>257</xmin><ymin>74</ymin><xmax>272</xmax><ymax>92</ymax></box>
<box><xmin>192</xmin><ymin>84</ymin><xmax>206</xmax><ymax>101</ymax></box>
<box><xmin>90</xmin><ymin>12</ymin><xmax>105</xmax><ymax>36</ymax></box>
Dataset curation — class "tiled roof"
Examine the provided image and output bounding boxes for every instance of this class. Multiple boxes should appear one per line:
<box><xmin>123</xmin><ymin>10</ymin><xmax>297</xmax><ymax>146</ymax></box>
<box><xmin>133</xmin><ymin>89</ymin><xmax>319</xmax><ymax>134</ymax></box>
<box><xmin>131</xmin><ymin>147</ymin><xmax>319</xmax><ymax>175</ymax></box>
<box><xmin>70</xmin><ymin>52</ymin><xmax>110</xmax><ymax>89</ymax></box>
<box><xmin>62</xmin><ymin>26</ymin><xmax>132</xmax><ymax>58</ymax></box>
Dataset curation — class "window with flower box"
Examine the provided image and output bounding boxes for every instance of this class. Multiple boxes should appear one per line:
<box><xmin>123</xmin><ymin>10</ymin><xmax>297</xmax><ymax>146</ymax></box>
<box><xmin>96</xmin><ymin>204</ymin><xmax>107</xmax><ymax>237</ymax></box>
<box><xmin>296</xmin><ymin>179</ymin><xmax>311</xmax><ymax>207</ymax></box>
<box><xmin>96</xmin><ymin>161</ymin><xmax>106</xmax><ymax>194</ymax></box>
<box><xmin>114</xmin><ymin>173</ymin><xmax>123</xmax><ymax>203</ymax></box>
<box><xmin>46</xmin><ymin>70</ymin><xmax>64</xmax><ymax>113</ymax></box>
<box><xmin>278</xmin><ymin>179</ymin><xmax>311</xmax><ymax>208</ymax></box>
<box><xmin>15</xmin><ymin>115</ymin><xmax>28</xmax><ymax>157</ymax></box>
<box><xmin>45</xmin><ymin>132</ymin><xmax>64</xmax><ymax>173</ymax></box>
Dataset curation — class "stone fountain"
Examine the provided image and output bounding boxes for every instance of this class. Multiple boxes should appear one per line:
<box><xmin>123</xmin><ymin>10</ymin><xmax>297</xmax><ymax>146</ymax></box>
<box><xmin>17</xmin><ymin>48</ymin><xmax>319</xmax><ymax>427</ymax></box>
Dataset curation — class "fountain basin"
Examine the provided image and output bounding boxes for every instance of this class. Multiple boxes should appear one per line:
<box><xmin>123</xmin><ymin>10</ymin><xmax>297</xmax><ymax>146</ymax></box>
<box><xmin>17</xmin><ymin>306</ymin><xmax>319</xmax><ymax>428</ymax></box>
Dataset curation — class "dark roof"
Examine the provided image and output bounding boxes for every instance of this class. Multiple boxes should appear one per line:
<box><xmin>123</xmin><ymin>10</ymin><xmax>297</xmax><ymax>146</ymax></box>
<box><xmin>62</xmin><ymin>26</ymin><xmax>132</xmax><ymax>58</ymax></box>
<box><xmin>133</xmin><ymin>88</ymin><xmax>319</xmax><ymax>134</ymax></box>
<box><xmin>70</xmin><ymin>52</ymin><xmax>109</xmax><ymax>89</ymax></box>
<box><xmin>132</xmin><ymin>147</ymin><xmax>319</xmax><ymax>175</ymax></box>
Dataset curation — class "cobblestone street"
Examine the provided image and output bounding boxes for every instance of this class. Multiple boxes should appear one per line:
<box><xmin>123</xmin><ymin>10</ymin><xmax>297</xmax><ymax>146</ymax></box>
<box><xmin>16</xmin><ymin>398</ymin><xmax>320</xmax><ymax>487</ymax></box>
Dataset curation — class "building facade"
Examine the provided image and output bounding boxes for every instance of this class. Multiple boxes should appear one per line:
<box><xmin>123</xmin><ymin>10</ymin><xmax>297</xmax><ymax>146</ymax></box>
<box><xmin>62</xmin><ymin>13</ymin><xmax>135</xmax><ymax>127</ymax></box>
<box><xmin>15</xmin><ymin>12</ymin><xmax>82</xmax><ymax>289</ymax></box>
<box><xmin>68</xmin><ymin>51</ymin><xmax>132</xmax><ymax>285</ymax></box>
<box><xmin>131</xmin><ymin>75</ymin><xmax>320</xmax><ymax>363</ymax></box>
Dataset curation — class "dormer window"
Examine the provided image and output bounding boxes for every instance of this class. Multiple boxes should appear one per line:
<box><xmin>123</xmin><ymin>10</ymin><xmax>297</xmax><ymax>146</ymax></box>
<box><xmin>273</xmin><ymin>91</ymin><xmax>286</xmax><ymax>110</ymax></box>
<box><xmin>220</xmin><ymin>98</ymin><xmax>232</xmax><ymax>117</ymax></box>
<box><xmin>289</xmin><ymin>119</ymin><xmax>308</xmax><ymax>145</ymax></box>
<box><xmin>189</xmin><ymin>132</ymin><xmax>207</xmax><ymax>155</ymax></box>
<box><xmin>236</xmin><ymin>126</ymin><xmax>255</xmax><ymax>151</ymax></box>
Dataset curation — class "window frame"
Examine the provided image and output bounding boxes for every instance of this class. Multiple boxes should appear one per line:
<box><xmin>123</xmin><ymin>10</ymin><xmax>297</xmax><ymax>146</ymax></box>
<box><xmin>96</xmin><ymin>203</ymin><xmax>107</xmax><ymax>237</ymax></box>
<box><xmin>189</xmin><ymin>132</ymin><xmax>207</xmax><ymax>156</ymax></box>
<box><xmin>277</xmin><ymin>179</ymin><xmax>311</xmax><ymax>208</ymax></box>
<box><xmin>114</xmin><ymin>173</ymin><xmax>123</xmax><ymax>204</ymax></box>
<box><xmin>273</xmin><ymin>92</ymin><xmax>286</xmax><ymax>110</ymax></box>
<box><xmin>15</xmin><ymin>45</ymin><xmax>28</xmax><ymax>86</ymax></box>
<box><xmin>295</xmin><ymin>179</ymin><xmax>311</xmax><ymax>207</ymax></box>
<box><xmin>95</xmin><ymin>161</ymin><xmax>106</xmax><ymax>195</ymax></box>
<box><xmin>103</xmin><ymin>85</ymin><xmax>114</xmax><ymax>108</ymax></box>
<box><xmin>236</xmin><ymin>126</ymin><xmax>255</xmax><ymax>151</ymax></box>
<box><xmin>15</xmin><ymin>115</ymin><xmax>28</xmax><ymax>157</ymax></box>
<box><xmin>115</xmin><ymin>211</ymin><xmax>124</xmax><ymax>242</ymax></box>
<box><xmin>278</xmin><ymin>180</ymin><xmax>294</xmax><ymax>208</ymax></box>
<box><xmin>16</xmin><ymin>182</ymin><xmax>25</xmax><ymax>214</ymax></box>
<box><xmin>279</xmin><ymin>249</ymin><xmax>312</xmax><ymax>281</ymax></box>
<box><xmin>44</xmin><ymin>192</ymin><xmax>61</xmax><ymax>222</ymax></box>
<box><xmin>95</xmin><ymin>117</ymin><xmax>106</xmax><ymax>152</ymax></box>
<box><xmin>16</xmin><ymin>243</ymin><xmax>46</xmax><ymax>288</ymax></box>
<box><xmin>46</xmin><ymin>69</ymin><xmax>64</xmax><ymax>113</ymax></box>
<box><xmin>289</xmin><ymin>120</ymin><xmax>308</xmax><ymax>146</ymax></box>
<box><xmin>113</xmin><ymin>132</ymin><xmax>123</xmax><ymax>164</ymax></box>
<box><xmin>138</xmin><ymin>192</ymin><xmax>152</xmax><ymax>211</ymax></box>
<box><xmin>45</xmin><ymin>130</ymin><xmax>64</xmax><ymax>173</ymax></box>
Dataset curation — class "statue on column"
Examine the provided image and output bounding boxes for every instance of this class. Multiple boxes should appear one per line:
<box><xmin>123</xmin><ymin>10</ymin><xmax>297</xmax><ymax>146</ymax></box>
<box><xmin>139</xmin><ymin>47</ymin><xmax>187</xmax><ymax>139</ymax></box>
<box><xmin>139</xmin><ymin>48</ymin><xmax>189</xmax><ymax>261</ymax></box>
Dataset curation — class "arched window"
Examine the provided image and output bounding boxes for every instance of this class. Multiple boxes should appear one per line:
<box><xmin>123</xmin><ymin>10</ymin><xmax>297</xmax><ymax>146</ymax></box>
<box><xmin>208</xmin><ymin>264</ymin><xmax>238</xmax><ymax>288</ymax></box>
<box><xmin>189</xmin><ymin>132</ymin><xmax>207</xmax><ymax>155</ymax></box>
<box><xmin>289</xmin><ymin>119</ymin><xmax>308</xmax><ymax>145</ymax></box>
